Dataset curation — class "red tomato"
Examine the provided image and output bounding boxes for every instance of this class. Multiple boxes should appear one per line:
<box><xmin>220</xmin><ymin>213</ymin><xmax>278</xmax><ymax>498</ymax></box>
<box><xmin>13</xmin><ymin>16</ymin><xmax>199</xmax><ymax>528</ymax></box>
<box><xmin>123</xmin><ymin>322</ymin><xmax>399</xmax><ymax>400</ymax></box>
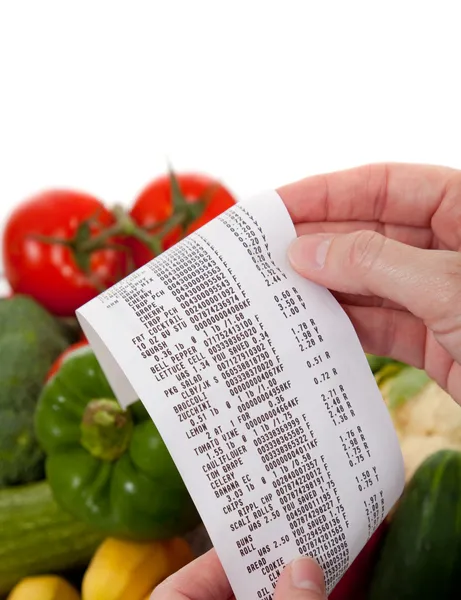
<box><xmin>330</xmin><ymin>522</ymin><xmax>387</xmax><ymax>600</ymax></box>
<box><xmin>128</xmin><ymin>173</ymin><xmax>236</xmax><ymax>268</ymax></box>
<box><xmin>46</xmin><ymin>340</ymin><xmax>89</xmax><ymax>381</ymax></box>
<box><xmin>3</xmin><ymin>190</ymin><xmax>128</xmax><ymax>316</ymax></box>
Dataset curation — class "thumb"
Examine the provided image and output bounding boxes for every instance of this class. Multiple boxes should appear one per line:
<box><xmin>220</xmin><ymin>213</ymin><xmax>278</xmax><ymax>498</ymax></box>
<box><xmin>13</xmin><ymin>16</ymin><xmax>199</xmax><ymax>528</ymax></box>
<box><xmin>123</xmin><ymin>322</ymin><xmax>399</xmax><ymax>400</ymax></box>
<box><xmin>288</xmin><ymin>230</ymin><xmax>461</xmax><ymax>362</ymax></box>
<box><xmin>273</xmin><ymin>556</ymin><xmax>326</xmax><ymax>600</ymax></box>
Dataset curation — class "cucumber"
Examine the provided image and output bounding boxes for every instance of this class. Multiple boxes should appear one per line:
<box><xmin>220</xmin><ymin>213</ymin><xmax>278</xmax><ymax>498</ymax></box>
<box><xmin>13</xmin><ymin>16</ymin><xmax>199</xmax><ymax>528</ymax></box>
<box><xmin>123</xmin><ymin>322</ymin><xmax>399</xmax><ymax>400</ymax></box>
<box><xmin>368</xmin><ymin>449</ymin><xmax>461</xmax><ymax>599</ymax></box>
<box><xmin>0</xmin><ymin>480</ymin><xmax>103</xmax><ymax>596</ymax></box>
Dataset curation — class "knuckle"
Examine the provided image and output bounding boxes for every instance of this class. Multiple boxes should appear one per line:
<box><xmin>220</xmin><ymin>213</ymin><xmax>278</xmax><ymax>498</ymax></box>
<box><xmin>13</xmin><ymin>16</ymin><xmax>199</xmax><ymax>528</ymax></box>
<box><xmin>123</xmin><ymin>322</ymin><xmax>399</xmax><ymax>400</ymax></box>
<box><xmin>447</xmin><ymin>169</ymin><xmax>461</xmax><ymax>196</ymax></box>
<box><xmin>437</xmin><ymin>252</ymin><xmax>461</xmax><ymax>309</ymax></box>
<box><xmin>433</xmin><ymin>170</ymin><xmax>461</xmax><ymax>249</ymax></box>
<box><xmin>346</xmin><ymin>230</ymin><xmax>387</xmax><ymax>272</ymax></box>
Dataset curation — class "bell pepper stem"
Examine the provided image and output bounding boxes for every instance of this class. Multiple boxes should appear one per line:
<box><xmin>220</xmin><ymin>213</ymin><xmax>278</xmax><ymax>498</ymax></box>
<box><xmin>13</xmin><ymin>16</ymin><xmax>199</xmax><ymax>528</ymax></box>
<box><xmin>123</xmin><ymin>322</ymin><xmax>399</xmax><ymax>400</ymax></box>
<box><xmin>81</xmin><ymin>399</ymin><xmax>133</xmax><ymax>461</ymax></box>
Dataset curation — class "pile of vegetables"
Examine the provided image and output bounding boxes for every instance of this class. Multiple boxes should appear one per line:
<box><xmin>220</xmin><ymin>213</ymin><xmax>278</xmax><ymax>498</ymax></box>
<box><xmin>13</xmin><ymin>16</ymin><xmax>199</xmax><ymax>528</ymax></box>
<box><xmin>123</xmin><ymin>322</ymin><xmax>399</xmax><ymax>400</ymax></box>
<box><xmin>2</xmin><ymin>169</ymin><xmax>236</xmax><ymax>316</ymax></box>
<box><xmin>1</xmin><ymin>166</ymin><xmax>461</xmax><ymax>598</ymax></box>
<box><xmin>326</xmin><ymin>356</ymin><xmax>461</xmax><ymax>599</ymax></box>
<box><xmin>35</xmin><ymin>343</ymin><xmax>200</xmax><ymax>541</ymax></box>
<box><xmin>359</xmin><ymin>357</ymin><xmax>461</xmax><ymax>599</ymax></box>
<box><xmin>373</xmin><ymin>357</ymin><xmax>461</xmax><ymax>483</ymax></box>
<box><xmin>0</xmin><ymin>169</ymin><xmax>235</xmax><ymax>598</ymax></box>
<box><xmin>6</xmin><ymin>533</ymin><xmax>194</xmax><ymax>600</ymax></box>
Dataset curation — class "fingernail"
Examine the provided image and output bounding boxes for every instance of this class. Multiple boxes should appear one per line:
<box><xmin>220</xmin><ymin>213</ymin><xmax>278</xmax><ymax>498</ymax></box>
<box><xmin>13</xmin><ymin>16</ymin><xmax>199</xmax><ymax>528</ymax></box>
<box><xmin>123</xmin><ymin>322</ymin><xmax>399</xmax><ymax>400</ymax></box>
<box><xmin>291</xmin><ymin>556</ymin><xmax>324</xmax><ymax>593</ymax></box>
<box><xmin>288</xmin><ymin>235</ymin><xmax>331</xmax><ymax>271</ymax></box>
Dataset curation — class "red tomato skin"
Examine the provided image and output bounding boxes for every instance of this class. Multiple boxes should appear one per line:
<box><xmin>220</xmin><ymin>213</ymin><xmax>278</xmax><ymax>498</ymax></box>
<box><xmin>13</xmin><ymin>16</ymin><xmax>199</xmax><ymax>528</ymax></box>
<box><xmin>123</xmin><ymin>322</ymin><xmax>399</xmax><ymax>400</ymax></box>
<box><xmin>128</xmin><ymin>173</ymin><xmax>236</xmax><ymax>268</ymax></box>
<box><xmin>3</xmin><ymin>190</ymin><xmax>127</xmax><ymax>316</ymax></box>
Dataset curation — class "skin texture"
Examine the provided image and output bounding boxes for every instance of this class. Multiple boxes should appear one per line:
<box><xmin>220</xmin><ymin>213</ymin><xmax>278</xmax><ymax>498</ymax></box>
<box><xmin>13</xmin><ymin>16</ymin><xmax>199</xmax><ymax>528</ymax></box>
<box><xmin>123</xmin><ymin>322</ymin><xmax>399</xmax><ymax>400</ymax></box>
<box><xmin>150</xmin><ymin>163</ymin><xmax>461</xmax><ymax>600</ymax></box>
<box><xmin>280</xmin><ymin>163</ymin><xmax>461</xmax><ymax>403</ymax></box>
<box><xmin>150</xmin><ymin>550</ymin><xmax>326</xmax><ymax>600</ymax></box>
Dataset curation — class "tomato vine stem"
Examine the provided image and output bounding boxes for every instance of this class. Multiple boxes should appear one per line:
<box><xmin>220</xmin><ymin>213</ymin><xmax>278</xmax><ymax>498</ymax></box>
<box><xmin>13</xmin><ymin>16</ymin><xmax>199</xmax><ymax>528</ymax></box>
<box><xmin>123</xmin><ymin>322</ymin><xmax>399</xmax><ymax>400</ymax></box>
<box><xmin>27</xmin><ymin>168</ymin><xmax>212</xmax><ymax>286</ymax></box>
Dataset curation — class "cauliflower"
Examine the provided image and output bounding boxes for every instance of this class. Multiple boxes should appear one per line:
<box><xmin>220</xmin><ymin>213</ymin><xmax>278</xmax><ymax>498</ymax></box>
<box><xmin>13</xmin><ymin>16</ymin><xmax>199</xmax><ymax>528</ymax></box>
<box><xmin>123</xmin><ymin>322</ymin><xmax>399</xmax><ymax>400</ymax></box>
<box><xmin>380</xmin><ymin>373</ymin><xmax>461</xmax><ymax>483</ymax></box>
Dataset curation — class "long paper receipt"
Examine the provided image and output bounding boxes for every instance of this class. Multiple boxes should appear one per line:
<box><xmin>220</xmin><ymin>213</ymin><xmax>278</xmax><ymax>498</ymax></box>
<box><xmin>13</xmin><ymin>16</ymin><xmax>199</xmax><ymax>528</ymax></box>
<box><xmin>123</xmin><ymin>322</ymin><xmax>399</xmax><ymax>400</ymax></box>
<box><xmin>77</xmin><ymin>190</ymin><xmax>404</xmax><ymax>598</ymax></box>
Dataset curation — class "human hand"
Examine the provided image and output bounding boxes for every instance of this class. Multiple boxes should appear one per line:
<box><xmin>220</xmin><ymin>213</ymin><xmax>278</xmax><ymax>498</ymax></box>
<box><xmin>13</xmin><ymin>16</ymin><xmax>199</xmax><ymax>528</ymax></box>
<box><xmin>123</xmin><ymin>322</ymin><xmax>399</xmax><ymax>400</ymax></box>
<box><xmin>150</xmin><ymin>549</ymin><xmax>326</xmax><ymax>600</ymax></box>
<box><xmin>278</xmin><ymin>163</ymin><xmax>461</xmax><ymax>403</ymax></box>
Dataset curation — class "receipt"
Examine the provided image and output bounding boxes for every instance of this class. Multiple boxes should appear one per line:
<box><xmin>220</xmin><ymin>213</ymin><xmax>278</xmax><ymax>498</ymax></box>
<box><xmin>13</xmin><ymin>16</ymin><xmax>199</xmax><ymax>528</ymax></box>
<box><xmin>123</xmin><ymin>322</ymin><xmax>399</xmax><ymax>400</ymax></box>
<box><xmin>76</xmin><ymin>191</ymin><xmax>404</xmax><ymax>598</ymax></box>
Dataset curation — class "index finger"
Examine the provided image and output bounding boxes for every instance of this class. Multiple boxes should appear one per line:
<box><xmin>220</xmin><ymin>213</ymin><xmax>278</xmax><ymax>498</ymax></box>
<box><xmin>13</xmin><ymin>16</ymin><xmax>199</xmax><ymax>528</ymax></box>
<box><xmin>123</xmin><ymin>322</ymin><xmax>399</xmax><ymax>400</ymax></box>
<box><xmin>278</xmin><ymin>162</ymin><xmax>458</xmax><ymax>229</ymax></box>
<box><xmin>151</xmin><ymin>549</ymin><xmax>233</xmax><ymax>600</ymax></box>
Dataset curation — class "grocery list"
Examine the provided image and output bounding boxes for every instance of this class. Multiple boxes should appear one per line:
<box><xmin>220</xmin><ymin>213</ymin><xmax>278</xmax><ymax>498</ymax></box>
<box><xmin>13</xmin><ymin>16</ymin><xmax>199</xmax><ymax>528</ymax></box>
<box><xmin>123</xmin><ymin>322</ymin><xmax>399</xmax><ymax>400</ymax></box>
<box><xmin>76</xmin><ymin>190</ymin><xmax>404</xmax><ymax>599</ymax></box>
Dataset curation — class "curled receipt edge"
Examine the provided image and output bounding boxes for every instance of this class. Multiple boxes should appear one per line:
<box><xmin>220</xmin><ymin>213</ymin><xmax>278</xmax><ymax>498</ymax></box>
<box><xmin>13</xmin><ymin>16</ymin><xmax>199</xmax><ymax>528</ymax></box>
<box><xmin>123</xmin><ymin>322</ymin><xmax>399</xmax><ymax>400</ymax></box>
<box><xmin>76</xmin><ymin>190</ymin><xmax>404</xmax><ymax>599</ymax></box>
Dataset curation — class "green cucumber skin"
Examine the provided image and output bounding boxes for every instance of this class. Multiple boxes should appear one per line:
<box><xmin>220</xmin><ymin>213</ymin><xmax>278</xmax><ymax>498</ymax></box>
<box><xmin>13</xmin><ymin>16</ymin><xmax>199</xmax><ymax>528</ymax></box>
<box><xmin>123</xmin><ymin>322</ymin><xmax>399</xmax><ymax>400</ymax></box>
<box><xmin>0</xmin><ymin>480</ymin><xmax>103</xmax><ymax>595</ymax></box>
<box><xmin>368</xmin><ymin>450</ymin><xmax>461</xmax><ymax>599</ymax></box>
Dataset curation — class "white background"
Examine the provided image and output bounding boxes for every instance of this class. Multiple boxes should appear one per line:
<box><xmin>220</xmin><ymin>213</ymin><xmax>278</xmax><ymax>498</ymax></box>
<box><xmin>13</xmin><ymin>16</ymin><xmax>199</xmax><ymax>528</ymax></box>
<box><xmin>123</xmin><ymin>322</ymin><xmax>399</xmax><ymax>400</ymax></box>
<box><xmin>1</xmin><ymin>0</ymin><xmax>461</xmax><ymax>264</ymax></box>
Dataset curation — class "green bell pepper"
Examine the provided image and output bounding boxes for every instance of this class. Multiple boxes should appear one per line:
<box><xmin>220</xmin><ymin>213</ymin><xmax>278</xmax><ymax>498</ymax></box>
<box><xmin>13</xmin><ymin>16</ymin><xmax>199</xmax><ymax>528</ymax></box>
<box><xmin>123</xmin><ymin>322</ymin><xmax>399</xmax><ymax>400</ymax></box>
<box><xmin>34</xmin><ymin>344</ymin><xmax>200</xmax><ymax>540</ymax></box>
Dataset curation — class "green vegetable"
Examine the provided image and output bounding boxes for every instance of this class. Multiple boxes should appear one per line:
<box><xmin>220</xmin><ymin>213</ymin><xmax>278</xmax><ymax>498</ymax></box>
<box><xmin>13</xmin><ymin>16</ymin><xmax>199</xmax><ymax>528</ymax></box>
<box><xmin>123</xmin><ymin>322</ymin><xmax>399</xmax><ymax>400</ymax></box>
<box><xmin>368</xmin><ymin>449</ymin><xmax>461</xmax><ymax>599</ymax></box>
<box><xmin>379</xmin><ymin>366</ymin><xmax>431</xmax><ymax>410</ymax></box>
<box><xmin>366</xmin><ymin>354</ymin><xmax>401</xmax><ymax>374</ymax></box>
<box><xmin>35</xmin><ymin>344</ymin><xmax>201</xmax><ymax>540</ymax></box>
<box><xmin>55</xmin><ymin>315</ymin><xmax>85</xmax><ymax>346</ymax></box>
<box><xmin>0</xmin><ymin>480</ymin><xmax>103</xmax><ymax>595</ymax></box>
<box><xmin>366</xmin><ymin>354</ymin><xmax>430</xmax><ymax>409</ymax></box>
<box><xmin>0</xmin><ymin>295</ymin><xmax>69</xmax><ymax>487</ymax></box>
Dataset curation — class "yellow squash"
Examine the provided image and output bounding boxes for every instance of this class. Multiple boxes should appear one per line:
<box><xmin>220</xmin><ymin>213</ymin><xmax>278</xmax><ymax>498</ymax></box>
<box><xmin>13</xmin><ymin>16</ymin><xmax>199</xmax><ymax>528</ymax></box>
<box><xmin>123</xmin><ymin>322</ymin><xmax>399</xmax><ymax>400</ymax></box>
<box><xmin>7</xmin><ymin>575</ymin><xmax>79</xmax><ymax>600</ymax></box>
<box><xmin>82</xmin><ymin>537</ymin><xmax>194</xmax><ymax>600</ymax></box>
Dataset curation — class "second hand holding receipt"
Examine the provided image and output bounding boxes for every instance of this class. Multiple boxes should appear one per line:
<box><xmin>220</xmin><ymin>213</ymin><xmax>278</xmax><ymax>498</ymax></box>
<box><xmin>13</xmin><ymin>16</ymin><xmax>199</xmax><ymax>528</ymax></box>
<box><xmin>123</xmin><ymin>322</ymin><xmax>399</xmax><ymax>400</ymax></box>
<box><xmin>77</xmin><ymin>190</ymin><xmax>404</xmax><ymax>599</ymax></box>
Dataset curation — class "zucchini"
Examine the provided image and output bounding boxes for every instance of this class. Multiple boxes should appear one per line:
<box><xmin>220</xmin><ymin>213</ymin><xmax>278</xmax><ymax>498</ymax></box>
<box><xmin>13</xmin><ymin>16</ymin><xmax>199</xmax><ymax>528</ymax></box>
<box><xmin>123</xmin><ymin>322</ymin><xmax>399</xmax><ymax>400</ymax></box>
<box><xmin>368</xmin><ymin>449</ymin><xmax>461</xmax><ymax>599</ymax></box>
<box><xmin>0</xmin><ymin>480</ymin><xmax>103</xmax><ymax>596</ymax></box>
